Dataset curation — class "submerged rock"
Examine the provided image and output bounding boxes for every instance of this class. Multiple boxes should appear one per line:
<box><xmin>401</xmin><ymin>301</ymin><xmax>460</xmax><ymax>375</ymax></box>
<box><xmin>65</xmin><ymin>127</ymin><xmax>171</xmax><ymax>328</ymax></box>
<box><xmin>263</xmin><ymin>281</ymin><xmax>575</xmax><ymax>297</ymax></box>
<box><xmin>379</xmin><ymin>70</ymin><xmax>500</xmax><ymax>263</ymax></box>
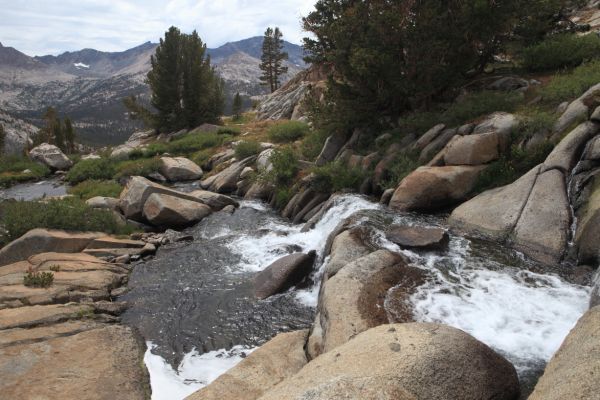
<box><xmin>254</xmin><ymin>252</ymin><xmax>316</xmax><ymax>299</ymax></box>
<box><xmin>261</xmin><ymin>323</ymin><xmax>520</xmax><ymax>400</ymax></box>
<box><xmin>386</xmin><ymin>225</ymin><xmax>449</xmax><ymax>250</ymax></box>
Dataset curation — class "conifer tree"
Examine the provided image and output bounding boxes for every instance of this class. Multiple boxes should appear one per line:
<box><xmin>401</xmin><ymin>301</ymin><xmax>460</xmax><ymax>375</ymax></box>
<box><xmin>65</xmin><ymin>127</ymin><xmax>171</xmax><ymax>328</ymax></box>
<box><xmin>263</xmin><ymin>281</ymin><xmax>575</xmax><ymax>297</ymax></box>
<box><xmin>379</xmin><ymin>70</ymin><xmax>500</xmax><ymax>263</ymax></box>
<box><xmin>138</xmin><ymin>26</ymin><xmax>224</xmax><ymax>132</ymax></box>
<box><xmin>232</xmin><ymin>92</ymin><xmax>243</xmax><ymax>120</ymax></box>
<box><xmin>0</xmin><ymin>124</ymin><xmax>5</xmax><ymax>155</ymax></box>
<box><xmin>260</xmin><ymin>27</ymin><xmax>288</xmax><ymax>92</ymax></box>
<box><xmin>53</xmin><ymin>120</ymin><xmax>65</xmax><ymax>152</ymax></box>
<box><xmin>147</xmin><ymin>26</ymin><xmax>183</xmax><ymax>132</ymax></box>
<box><xmin>64</xmin><ymin>117</ymin><xmax>76</xmax><ymax>154</ymax></box>
<box><xmin>42</xmin><ymin>107</ymin><xmax>58</xmax><ymax>143</ymax></box>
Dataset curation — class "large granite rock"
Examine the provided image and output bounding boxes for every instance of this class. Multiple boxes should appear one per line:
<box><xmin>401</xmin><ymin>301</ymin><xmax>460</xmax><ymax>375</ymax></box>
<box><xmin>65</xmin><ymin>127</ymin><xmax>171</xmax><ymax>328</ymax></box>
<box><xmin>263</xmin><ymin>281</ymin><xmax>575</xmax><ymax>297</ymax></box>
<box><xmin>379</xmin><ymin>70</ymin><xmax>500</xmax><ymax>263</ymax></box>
<box><xmin>443</xmin><ymin>132</ymin><xmax>501</xmax><ymax>166</ymax></box>
<box><xmin>574</xmin><ymin>177</ymin><xmax>600</xmax><ymax>265</ymax></box>
<box><xmin>159</xmin><ymin>157</ymin><xmax>203</xmax><ymax>181</ymax></box>
<box><xmin>543</xmin><ymin>121</ymin><xmax>600</xmax><ymax>173</ymax></box>
<box><xmin>324</xmin><ymin>227</ymin><xmax>373</xmax><ymax>279</ymax></box>
<box><xmin>190</xmin><ymin>190</ymin><xmax>239</xmax><ymax>211</ymax></box>
<box><xmin>186</xmin><ymin>330</ymin><xmax>308</xmax><ymax>400</ymax></box>
<box><xmin>553</xmin><ymin>83</ymin><xmax>600</xmax><ymax>135</ymax></box>
<box><xmin>143</xmin><ymin>193</ymin><xmax>212</xmax><ymax>228</ymax></box>
<box><xmin>119</xmin><ymin>176</ymin><xmax>204</xmax><ymax>221</ymax></box>
<box><xmin>29</xmin><ymin>143</ymin><xmax>73</xmax><ymax>170</ymax></box>
<box><xmin>0</xmin><ymin>229</ymin><xmax>103</xmax><ymax>266</ymax></box>
<box><xmin>512</xmin><ymin>169</ymin><xmax>571</xmax><ymax>265</ymax></box>
<box><xmin>449</xmin><ymin>166</ymin><xmax>541</xmax><ymax>241</ymax></box>
<box><xmin>261</xmin><ymin>323</ymin><xmax>520</xmax><ymax>400</ymax></box>
<box><xmin>307</xmin><ymin>250</ymin><xmax>423</xmax><ymax>358</ymax></box>
<box><xmin>389</xmin><ymin>166</ymin><xmax>485</xmax><ymax>212</ymax></box>
<box><xmin>254</xmin><ymin>252</ymin><xmax>316</xmax><ymax>299</ymax></box>
<box><xmin>0</xmin><ymin>324</ymin><xmax>149</xmax><ymax>400</ymax></box>
<box><xmin>315</xmin><ymin>132</ymin><xmax>348</xmax><ymax>166</ymax></box>
<box><xmin>529</xmin><ymin>306</ymin><xmax>600</xmax><ymax>400</ymax></box>
<box><xmin>202</xmin><ymin>157</ymin><xmax>255</xmax><ymax>193</ymax></box>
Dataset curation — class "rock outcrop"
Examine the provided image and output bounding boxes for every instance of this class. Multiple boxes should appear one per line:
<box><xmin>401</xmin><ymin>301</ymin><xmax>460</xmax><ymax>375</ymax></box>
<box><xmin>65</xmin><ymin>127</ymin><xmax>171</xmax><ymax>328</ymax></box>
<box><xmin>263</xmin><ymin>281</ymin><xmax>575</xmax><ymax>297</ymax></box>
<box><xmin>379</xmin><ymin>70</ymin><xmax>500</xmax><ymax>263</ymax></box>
<box><xmin>386</xmin><ymin>225</ymin><xmax>449</xmax><ymax>250</ymax></box>
<box><xmin>29</xmin><ymin>143</ymin><xmax>73</xmax><ymax>170</ymax></box>
<box><xmin>186</xmin><ymin>330</ymin><xmax>308</xmax><ymax>400</ymax></box>
<box><xmin>261</xmin><ymin>324</ymin><xmax>520</xmax><ymax>400</ymax></box>
<box><xmin>529</xmin><ymin>305</ymin><xmax>600</xmax><ymax>400</ymax></box>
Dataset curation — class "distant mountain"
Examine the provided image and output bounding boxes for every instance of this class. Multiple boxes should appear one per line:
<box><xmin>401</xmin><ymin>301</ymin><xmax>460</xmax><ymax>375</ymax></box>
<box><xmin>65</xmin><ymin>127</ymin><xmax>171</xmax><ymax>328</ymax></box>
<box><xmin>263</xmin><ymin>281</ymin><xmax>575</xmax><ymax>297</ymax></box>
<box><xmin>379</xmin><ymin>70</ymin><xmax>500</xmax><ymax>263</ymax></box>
<box><xmin>0</xmin><ymin>38</ymin><xmax>306</xmax><ymax>146</ymax></box>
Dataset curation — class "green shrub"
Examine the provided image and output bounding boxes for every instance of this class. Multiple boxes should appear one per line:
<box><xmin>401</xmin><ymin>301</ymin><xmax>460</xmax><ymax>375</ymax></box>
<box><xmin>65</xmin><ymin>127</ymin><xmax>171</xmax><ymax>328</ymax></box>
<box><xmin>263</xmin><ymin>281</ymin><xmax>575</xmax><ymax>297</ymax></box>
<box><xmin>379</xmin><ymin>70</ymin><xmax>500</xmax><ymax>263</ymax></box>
<box><xmin>310</xmin><ymin>162</ymin><xmax>366</xmax><ymax>193</ymax></box>
<box><xmin>301</xmin><ymin>129</ymin><xmax>329</xmax><ymax>161</ymax></box>
<box><xmin>259</xmin><ymin>146</ymin><xmax>298</xmax><ymax>185</ymax></box>
<box><xmin>515</xmin><ymin>110</ymin><xmax>556</xmax><ymax>140</ymax></box>
<box><xmin>541</xmin><ymin>60</ymin><xmax>600</xmax><ymax>103</ymax></box>
<box><xmin>167</xmin><ymin>132</ymin><xmax>227</xmax><ymax>154</ymax></box>
<box><xmin>68</xmin><ymin>180</ymin><xmax>122</xmax><ymax>200</ymax></box>
<box><xmin>23</xmin><ymin>268</ymin><xmax>54</xmax><ymax>288</ymax></box>
<box><xmin>521</xmin><ymin>34</ymin><xmax>600</xmax><ymax>72</ymax></box>
<box><xmin>191</xmin><ymin>149</ymin><xmax>212</xmax><ymax>167</ymax></box>
<box><xmin>379</xmin><ymin>151</ymin><xmax>420</xmax><ymax>190</ymax></box>
<box><xmin>0</xmin><ymin>198</ymin><xmax>134</xmax><ymax>246</ymax></box>
<box><xmin>235</xmin><ymin>140</ymin><xmax>262</xmax><ymax>160</ymax></box>
<box><xmin>268</xmin><ymin>121</ymin><xmax>310</xmax><ymax>143</ymax></box>
<box><xmin>114</xmin><ymin>158</ymin><xmax>161</xmax><ymax>180</ymax></box>
<box><xmin>48</xmin><ymin>265</ymin><xmax>60</xmax><ymax>272</ymax></box>
<box><xmin>217</xmin><ymin>126</ymin><xmax>241</xmax><ymax>136</ymax></box>
<box><xmin>274</xmin><ymin>187</ymin><xmax>293</xmax><ymax>209</ymax></box>
<box><xmin>473</xmin><ymin>141</ymin><xmax>554</xmax><ymax>193</ymax></box>
<box><xmin>66</xmin><ymin>158</ymin><xmax>116</xmax><ymax>184</ymax></box>
<box><xmin>0</xmin><ymin>156</ymin><xmax>51</xmax><ymax>187</ymax></box>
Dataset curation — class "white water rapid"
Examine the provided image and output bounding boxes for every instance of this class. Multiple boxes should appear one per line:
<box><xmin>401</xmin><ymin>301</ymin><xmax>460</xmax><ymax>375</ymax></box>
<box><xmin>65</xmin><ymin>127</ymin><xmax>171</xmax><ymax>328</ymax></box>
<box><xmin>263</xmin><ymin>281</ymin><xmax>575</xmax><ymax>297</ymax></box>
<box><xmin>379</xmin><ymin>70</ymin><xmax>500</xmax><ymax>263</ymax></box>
<box><xmin>142</xmin><ymin>194</ymin><xmax>591</xmax><ymax>399</ymax></box>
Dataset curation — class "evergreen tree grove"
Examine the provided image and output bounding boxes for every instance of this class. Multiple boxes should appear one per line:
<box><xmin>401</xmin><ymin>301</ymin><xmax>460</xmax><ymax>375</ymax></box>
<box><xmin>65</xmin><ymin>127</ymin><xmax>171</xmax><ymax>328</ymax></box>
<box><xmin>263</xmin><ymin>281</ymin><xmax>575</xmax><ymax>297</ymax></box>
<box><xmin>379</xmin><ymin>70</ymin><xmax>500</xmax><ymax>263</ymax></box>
<box><xmin>259</xmin><ymin>27</ymin><xmax>288</xmax><ymax>93</ymax></box>
<box><xmin>142</xmin><ymin>26</ymin><xmax>224</xmax><ymax>133</ymax></box>
<box><xmin>64</xmin><ymin>117</ymin><xmax>76</xmax><ymax>154</ymax></box>
<box><xmin>232</xmin><ymin>92</ymin><xmax>243</xmax><ymax>120</ymax></box>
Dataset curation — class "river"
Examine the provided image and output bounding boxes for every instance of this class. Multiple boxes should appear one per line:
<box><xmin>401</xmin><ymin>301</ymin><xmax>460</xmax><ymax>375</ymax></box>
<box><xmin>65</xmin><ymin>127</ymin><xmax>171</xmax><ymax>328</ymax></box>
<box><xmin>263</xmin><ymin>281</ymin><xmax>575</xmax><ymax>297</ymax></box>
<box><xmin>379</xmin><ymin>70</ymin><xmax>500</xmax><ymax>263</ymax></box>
<box><xmin>119</xmin><ymin>194</ymin><xmax>590</xmax><ymax>399</ymax></box>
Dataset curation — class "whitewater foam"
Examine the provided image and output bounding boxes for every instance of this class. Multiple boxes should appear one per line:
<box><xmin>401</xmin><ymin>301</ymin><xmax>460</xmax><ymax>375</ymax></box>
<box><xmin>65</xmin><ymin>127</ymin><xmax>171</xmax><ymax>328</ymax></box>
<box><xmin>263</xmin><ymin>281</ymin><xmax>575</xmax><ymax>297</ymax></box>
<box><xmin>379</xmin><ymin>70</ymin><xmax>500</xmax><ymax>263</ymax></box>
<box><xmin>144</xmin><ymin>343</ymin><xmax>255</xmax><ymax>400</ymax></box>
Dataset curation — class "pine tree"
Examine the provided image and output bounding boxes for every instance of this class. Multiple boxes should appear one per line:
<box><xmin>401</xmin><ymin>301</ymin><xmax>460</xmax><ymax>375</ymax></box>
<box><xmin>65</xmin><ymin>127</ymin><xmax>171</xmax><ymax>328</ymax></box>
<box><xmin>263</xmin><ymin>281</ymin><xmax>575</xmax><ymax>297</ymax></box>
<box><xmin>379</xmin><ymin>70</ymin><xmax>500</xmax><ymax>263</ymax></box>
<box><xmin>272</xmin><ymin>28</ymin><xmax>288</xmax><ymax>91</ymax></box>
<box><xmin>0</xmin><ymin>123</ymin><xmax>5</xmax><ymax>155</ymax></box>
<box><xmin>259</xmin><ymin>28</ymin><xmax>275</xmax><ymax>92</ymax></box>
<box><xmin>64</xmin><ymin>117</ymin><xmax>76</xmax><ymax>154</ymax></box>
<box><xmin>42</xmin><ymin>107</ymin><xmax>58</xmax><ymax>143</ymax></box>
<box><xmin>147</xmin><ymin>26</ymin><xmax>183</xmax><ymax>132</ymax></box>
<box><xmin>141</xmin><ymin>26</ymin><xmax>224</xmax><ymax>132</ymax></box>
<box><xmin>53</xmin><ymin>119</ymin><xmax>65</xmax><ymax>152</ymax></box>
<box><xmin>232</xmin><ymin>92</ymin><xmax>243</xmax><ymax>120</ymax></box>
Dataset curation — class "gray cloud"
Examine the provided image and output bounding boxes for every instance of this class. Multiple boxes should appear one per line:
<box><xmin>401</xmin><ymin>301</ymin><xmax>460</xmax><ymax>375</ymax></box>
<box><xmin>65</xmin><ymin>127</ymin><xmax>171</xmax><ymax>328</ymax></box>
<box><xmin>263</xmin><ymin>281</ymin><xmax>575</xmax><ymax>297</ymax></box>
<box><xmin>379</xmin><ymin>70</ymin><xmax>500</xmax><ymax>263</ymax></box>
<box><xmin>0</xmin><ymin>0</ymin><xmax>315</xmax><ymax>56</ymax></box>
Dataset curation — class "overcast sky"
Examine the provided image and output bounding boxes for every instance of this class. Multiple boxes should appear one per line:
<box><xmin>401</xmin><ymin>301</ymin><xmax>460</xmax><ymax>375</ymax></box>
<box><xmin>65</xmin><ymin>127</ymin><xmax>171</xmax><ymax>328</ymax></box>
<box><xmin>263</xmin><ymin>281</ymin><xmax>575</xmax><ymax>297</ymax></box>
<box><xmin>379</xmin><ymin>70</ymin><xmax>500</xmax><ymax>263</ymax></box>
<box><xmin>0</xmin><ymin>0</ymin><xmax>316</xmax><ymax>56</ymax></box>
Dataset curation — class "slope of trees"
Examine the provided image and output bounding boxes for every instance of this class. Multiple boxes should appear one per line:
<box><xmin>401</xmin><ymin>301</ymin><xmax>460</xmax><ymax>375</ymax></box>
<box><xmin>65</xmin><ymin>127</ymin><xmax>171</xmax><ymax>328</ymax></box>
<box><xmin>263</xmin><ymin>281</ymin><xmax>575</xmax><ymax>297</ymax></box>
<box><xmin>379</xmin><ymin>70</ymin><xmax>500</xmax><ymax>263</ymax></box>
<box><xmin>302</xmin><ymin>0</ymin><xmax>579</xmax><ymax>136</ymax></box>
<box><xmin>140</xmin><ymin>26</ymin><xmax>224</xmax><ymax>133</ymax></box>
<box><xmin>259</xmin><ymin>27</ymin><xmax>289</xmax><ymax>93</ymax></box>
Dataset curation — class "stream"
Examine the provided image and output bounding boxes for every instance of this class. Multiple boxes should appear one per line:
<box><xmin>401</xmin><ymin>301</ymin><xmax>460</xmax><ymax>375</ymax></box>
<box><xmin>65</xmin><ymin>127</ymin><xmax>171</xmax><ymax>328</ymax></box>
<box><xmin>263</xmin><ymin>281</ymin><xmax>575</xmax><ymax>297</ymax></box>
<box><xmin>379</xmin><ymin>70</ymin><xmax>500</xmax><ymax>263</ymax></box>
<box><xmin>120</xmin><ymin>194</ymin><xmax>590</xmax><ymax>399</ymax></box>
<box><xmin>0</xmin><ymin>178</ymin><xmax>68</xmax><ymax>201</ymax></box>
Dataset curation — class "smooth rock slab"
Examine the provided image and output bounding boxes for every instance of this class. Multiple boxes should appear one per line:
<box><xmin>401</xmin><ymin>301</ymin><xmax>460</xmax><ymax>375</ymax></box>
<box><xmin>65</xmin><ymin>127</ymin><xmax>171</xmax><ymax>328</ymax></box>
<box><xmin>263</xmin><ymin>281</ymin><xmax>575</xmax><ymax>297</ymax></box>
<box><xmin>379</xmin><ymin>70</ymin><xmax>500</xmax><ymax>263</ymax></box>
<box><xmin>513</xmin><ymin>169</ymin><xmax>571</xmax><ymax>265</ymax></box>
<box><xmin>443</xmin><ymin>132</ymin><xmax>500</xmax><ymax>166</ymax></box>
<box><xmin>254</xmin><ymin>252</ymin><xmax>316</xmax><ymax>299</ymax></box>
<box><xmin>261</xmin><ymin>323</ymin><xmax>520</xmax><ymax>400</ymax></box>
<box><xmin>186</xmin><ymin>330</ymin><xmax>308</xmax><ymax>400</ymax></box>
<box><xmin>529</xmin><ymin>306</ymin><xmax>600</xmax><ymax>400</ymax></box>
<box><xmin>0</xmin><ymin>324</ymin><xmax>149</xmax><ymax>400</ymax></box>
<box><xmin>543</xmin><ymin>121</ymin><xmax>600</xmax><ymax>173</ymax></box>
<box><xmin>143</xmin><ymin>193</ymin><xmax>212</xmax><ymax>228</ymax></box>
<box><xmin>449</xmin><ymin>165</ymin><xmax>541</xmax><ymax>241</ymax></box>
<box><xmin>0</xmin><ymin>229</ymin><xmax>103</xmax><ymax>267</ymax></box>
<box><xmin>386</xmin><ymin>225</ymin><xmax>449</xmax><ymax>250</ymax></box>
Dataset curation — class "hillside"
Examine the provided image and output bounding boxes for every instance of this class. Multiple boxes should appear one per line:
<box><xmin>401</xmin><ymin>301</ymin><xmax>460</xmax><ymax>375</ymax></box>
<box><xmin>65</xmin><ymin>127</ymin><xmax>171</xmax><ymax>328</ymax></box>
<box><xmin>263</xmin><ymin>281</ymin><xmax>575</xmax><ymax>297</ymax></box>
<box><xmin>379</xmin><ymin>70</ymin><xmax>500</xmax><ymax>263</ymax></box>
<box><xmin>0</xmin><ymin>37</ymin><xmax>305</xmax><ymax>146</ymax></box>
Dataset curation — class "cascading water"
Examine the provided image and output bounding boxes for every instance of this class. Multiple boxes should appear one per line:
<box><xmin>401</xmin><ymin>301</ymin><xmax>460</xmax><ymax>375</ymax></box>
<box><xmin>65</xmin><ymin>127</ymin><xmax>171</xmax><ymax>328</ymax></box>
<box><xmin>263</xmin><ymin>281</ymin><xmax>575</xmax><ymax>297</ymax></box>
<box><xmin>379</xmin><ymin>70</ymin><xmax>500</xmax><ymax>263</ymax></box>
<box><xmin>124</xmin><ymin>194</ymin><xmax>591</xmax><ymax>399</ymax></box>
